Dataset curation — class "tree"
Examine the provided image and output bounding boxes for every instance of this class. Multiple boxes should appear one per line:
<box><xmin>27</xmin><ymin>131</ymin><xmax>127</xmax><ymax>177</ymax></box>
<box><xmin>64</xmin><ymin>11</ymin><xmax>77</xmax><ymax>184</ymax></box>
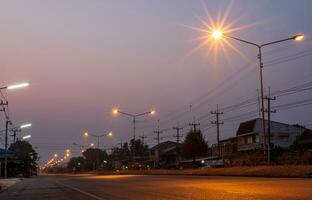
<box><xmin>82</xmin><ymin>148</ymin><xmax>108</xmax><ymax>170</ymax></box>
<box><xmin>9</xmin><ymin>140</ymin><xmax>38</xmax><ymax>177</ymax></box>
<box><xmin>67</xmin><ymin>156</ymin><xmax>86</xmax><ymax>172</ymax></box>
<box><xmin>181</xmin><ymin>129</ymin><xmax>208</xmax><ymax>160</ymax></box>
<box><xmin>130</xmin><ymin>139</ymin><xmax>149</xmax><ymax>157</ymax></box>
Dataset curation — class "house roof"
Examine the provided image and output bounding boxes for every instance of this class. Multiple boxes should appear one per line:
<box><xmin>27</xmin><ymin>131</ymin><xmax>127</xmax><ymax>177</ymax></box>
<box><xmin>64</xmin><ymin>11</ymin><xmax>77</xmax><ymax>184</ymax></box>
<box><xmin>236</xmin><ymin>118</ymin><xmax>308</xmax><ymax>136</ymax></box>
<box><xmin>236</xmin><ymin>118</ymin><xmax>258</xmax><ymax>135</ymax></box>
<box><xmin>219</xmin><ymin>137</ymin><xmax>237</xmax><ymax>143</ymax></box>
<box><xmin>150</xmin><ymin>141</ymin><xmax>178</xmax><ymax>151</ymax></box>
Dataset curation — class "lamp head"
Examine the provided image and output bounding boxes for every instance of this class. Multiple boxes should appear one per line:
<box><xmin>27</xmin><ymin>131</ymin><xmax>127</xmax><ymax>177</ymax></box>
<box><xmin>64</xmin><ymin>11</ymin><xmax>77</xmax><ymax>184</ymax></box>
<box><xmin>107</xmin><ymin>132</ymin><xmax>113</xmax><ymax>137</ymax></box>
<box><xmin>112</xmin><ymin>109</ymin><xmax>119</xmax><ymax>115</ymax></box>
<box><xmin>293</xmin><ymin>34</ymin><xmax>304</xmax><ymax>41</ymax></box>
<box><xmin>212</xmin><ymin>30</ymin><xmax>223</xmax><ymax>39</ymax></box>
<box><xmin>7</xmin><ymin>82</ymin><xmax>30</xmax><ymax>90</ymax></box>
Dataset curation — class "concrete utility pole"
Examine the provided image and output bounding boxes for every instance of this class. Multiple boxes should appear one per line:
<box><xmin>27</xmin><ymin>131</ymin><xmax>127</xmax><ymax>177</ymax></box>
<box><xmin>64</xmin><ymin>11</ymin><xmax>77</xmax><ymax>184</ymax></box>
<box><xmin>140</xmin><ymin>132</ymin><xmax>147</xmax><ymax>145</ymax></box>
<box><xmin>264</xmin><ymin>89</ymin><xmax>276</xmax><ymax>165</ymax></box>
<box><xmin>189</xmin><ymin>104</ymin><xmax>200</xmax><ymax>132</ymax></box>
<box><xmin>12</xmin><ymin>129</ymin><xmax>18</xmax><ymax>143</ymax></box>
<box><xmin>189</xmin><ymin>122</ymin><xmax>200</xmax><ymax>132</ymax></box>
<box><xmin>173</xmin><ymin>125</ymin><xmax>183</xmax><ymax>144</ymax></box>
<box><xmin>154</xmin><ymin>119</ymin><xmax>162</xmax><ymax>145</ymax></box>
<box><xmin>154</xmin><ymin>130</ymin><xmax>163</xmax><ymax>145</ymax></box>
<box><xmin>118</xmin><ymin>141</ymin><xmax>123</xmax><ymax>149</ymax></box>
<box><xmin>211</xmin><ymin>105</ymin><xmax>224</xmax><ymax>157</ymax></box>
<box><xmin>257</xmin><ymin>88</ymin><xmax>261</xmax><ymax>118</ymax></box>
<box><xmin>4</xmin><ymin>119</ymin><xmax>12</xmax><ymax>179</ymax></box>
<box><xmin>173</xmin><ymin>124</ymin><xmax>183</xmax><ymax>168</ymax></box>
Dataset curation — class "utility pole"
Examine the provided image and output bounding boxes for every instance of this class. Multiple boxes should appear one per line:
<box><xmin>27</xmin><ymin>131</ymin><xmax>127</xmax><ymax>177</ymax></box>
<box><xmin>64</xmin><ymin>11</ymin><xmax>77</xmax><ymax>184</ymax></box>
<box><xmin>211</xmin><ymin>105</ymin><xmax>223</xmax><ymax>157</ymax></box>
<box><xmin>140</xmin><ymin>132</ymin><xmax>147</xmax><ymax>145</ymax></box>
<box><xmin>4</xmin><ymin>119</ymin><xmax>12</xmax><ymax>179</ymax></box>
<box><xmin>118</xmin><ymin>141</ymin><xmax>123</xmax><ymax>149</ymax></box>
<box><xmin>189</xmin><ymin>121</ymin><xmax>200</xmax><ymax>132</ymax></box>
<box><xmin>257</xmin><ymin>88</ymin><xmax>261</xmax><ymax>118</ymax></box>
<box><xmin>173</xmin><ymin>124</ymin><xmax>183</xmax><ymax>168</ymax></box>
<box><xmin>264</xmin><ymin>89</ymin><xmax>276</xmax><ymax>165</ymax></box>
<box><xmin>173</xmin><ymin>125</ymin><xmax>183</xmax><ymax>144</ymax></box>
<box><xmin>154</xmin><ymin>119</ymin><xmax>162</xmax><ymax>145</ymax></box>
<box><xmin>154</xmin><ymin>130</ymin><xmax>162</xmax><ymax>145</ymax></box>
<box><xmin>12</xmin><ymin>129</ymin><xmax>18</xmax><ymax>143</ymax></box>
<box><xmin>188</xmin><ymin>104</ymin><xmax>200</xmax><ymax>132</ymax></box>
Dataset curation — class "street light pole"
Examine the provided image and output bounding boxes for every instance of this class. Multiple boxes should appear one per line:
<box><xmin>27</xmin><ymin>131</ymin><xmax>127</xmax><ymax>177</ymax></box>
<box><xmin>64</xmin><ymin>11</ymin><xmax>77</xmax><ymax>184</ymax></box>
<box><xmin>4</xmin><ymin>119</ymin><xmax>13</xmax><ymax>178</ymax></box>
<box><xmin>83</xmin><ymin>131</ymin><xmax>113</xmax><ymax>149</ymax></box>
<box><xmin>0</xmin><ymin>82</ymin><xmax>30</xmax><ymax>178</ymax></box>
<box><xmin>213</xmin><ymin>31</ymin><xmax>304</xmax><ymax>164</ymax></box>
<box><xmin>113</xmin><ymin>109</ymin><xmax>155</xmax><ymax>160</ymax></box>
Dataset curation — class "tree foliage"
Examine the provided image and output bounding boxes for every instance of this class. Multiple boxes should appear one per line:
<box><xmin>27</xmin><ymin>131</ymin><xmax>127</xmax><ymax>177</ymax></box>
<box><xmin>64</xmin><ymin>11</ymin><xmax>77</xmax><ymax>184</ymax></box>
<box><xmin>9</xmin><ymin>140</ymin><xmax>38</xmax><ymax>176</ymax></box>
<box><xmin>130</xmin><ymin>139</ymin><xmax>149</xmax><ymax>157</ymax></box>
<box><xmin>181</xmin><ymin>129</ymin><xmax>208</xmax><ymax>160</ymax></box>
<box><xmin>82</xmin><ymin>148</ymin><xmax>108</xmax><ymax>170</ymax></box>
<box><xmin>67</xmin><ymin>156</ymin><xmax>87</xmax><ymax>172</ymax></box>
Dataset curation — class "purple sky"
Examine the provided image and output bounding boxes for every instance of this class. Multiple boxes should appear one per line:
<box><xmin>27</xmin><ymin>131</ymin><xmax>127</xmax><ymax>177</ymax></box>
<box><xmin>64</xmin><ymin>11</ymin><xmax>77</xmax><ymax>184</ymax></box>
<box><xmin>0</xmin><ymin>0</ymin><xmax>312</xmax><ymax>164</ymax></box>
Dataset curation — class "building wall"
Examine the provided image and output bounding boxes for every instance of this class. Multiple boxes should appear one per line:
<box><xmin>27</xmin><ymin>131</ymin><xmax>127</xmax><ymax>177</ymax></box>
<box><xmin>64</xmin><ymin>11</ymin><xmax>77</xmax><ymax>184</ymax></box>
<box><xmin>237</xmin><ymin>119</ymin><xmax>305</xmax><ymax>151</ymax></box>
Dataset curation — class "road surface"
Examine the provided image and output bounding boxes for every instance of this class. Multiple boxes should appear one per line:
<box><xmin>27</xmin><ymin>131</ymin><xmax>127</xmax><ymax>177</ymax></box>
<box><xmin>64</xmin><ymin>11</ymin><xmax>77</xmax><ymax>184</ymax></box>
<box><xmin>0</xmin><ymin>174</ymin><xmax>311</xmax><ymax>200</ymax></box>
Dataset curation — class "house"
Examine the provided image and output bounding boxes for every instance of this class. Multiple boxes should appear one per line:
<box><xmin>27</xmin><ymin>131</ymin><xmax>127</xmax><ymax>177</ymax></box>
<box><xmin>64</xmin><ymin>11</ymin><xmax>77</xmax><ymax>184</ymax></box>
<box><xmin>0</xmin><ymin>148</ymin><xmax>13</xmax><ymax>177</ymax></box>
<box><xmin>236</xmin><ymin>118</ymin><xmax>306</xmax><ymax>151</ymax></box>
<box><xmin>149</xmin><ymin>141</ymin><xmax>179</xmax><ymax>168</ymax></box>
<box><xmin>211</xmin><ymin>137</ymin><xmax>237</xmax><ymax>157</ymax></box>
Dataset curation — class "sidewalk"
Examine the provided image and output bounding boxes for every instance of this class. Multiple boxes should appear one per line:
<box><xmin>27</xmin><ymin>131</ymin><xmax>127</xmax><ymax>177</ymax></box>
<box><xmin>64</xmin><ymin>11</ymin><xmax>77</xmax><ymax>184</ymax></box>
<box><xmin>0</xmin><ymin>178</ymin><xmax>21</xmax><ymax>192</ymax></box>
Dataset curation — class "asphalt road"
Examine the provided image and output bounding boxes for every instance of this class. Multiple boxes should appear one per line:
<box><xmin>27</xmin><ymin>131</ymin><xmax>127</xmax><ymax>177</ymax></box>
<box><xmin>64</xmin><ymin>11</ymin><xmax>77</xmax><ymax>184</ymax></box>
<box><xmin>0</xmin><ymin>174</ymin><xmax>312</xmax><ymax>200</ymax></box>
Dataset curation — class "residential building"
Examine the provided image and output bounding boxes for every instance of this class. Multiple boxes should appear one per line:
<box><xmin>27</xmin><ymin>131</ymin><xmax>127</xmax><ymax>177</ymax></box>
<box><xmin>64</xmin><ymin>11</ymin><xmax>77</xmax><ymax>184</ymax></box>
<box><xmin>236</xmin><ymin>118</ymin><xmax>306</xmax><ymax>151</ymax></box>
<box><xmin>149</xmin><ymin>141</ymin><xmax>179</xmax><ymax>168</ymax></box>
<box><xmin>211</xmin><ymin>137</ymin><xmax>237</xmax><ymax>157</ymax></box>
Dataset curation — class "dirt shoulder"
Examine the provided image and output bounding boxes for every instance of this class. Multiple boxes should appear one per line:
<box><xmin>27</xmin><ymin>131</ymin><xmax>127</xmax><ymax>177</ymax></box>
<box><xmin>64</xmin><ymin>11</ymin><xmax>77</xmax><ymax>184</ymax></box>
<box><xmin>0</xmin><ymin>178</ymin><xmax>21</xmax><ymax>192</ymax></box>
<box><xmin>88</xmin><ymin>165</ymin><xmax>312</xmax><ymax>178</ymax></box>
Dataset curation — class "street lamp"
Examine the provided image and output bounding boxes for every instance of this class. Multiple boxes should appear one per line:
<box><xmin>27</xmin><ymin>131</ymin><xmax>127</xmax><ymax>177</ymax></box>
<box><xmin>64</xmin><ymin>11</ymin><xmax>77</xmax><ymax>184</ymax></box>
<box><xmin>83</xmin><ymin>131</ymin><xmax>113</xmax><ymax>148</ymax></box>
<box><xmin>0</xmin><ymin>122</ymin><xmax>32</xmax><ymax>143</ymax></box>
<box><xmin>0</xmin><ymin>82</ymin><xmax>30</xmax><ymax>178</ymax></box>
<box><xmin>0</xmin><ymin>82</ymin><xmax>30</xmax><ymax>91</ymax></box>
<box><xmin>22</xmin><ymin>134</ymin><xmax>31</xmax><ymax>140</ymax></box>
<box><xmin>212</xmin><ymin>30</ymin><xmax>304</xmax><ymax>164</ymax></box>
<box><xmin>112</xmin><ymin>108</ymin><xmax>156</xmax><ymax>159</ymax></box>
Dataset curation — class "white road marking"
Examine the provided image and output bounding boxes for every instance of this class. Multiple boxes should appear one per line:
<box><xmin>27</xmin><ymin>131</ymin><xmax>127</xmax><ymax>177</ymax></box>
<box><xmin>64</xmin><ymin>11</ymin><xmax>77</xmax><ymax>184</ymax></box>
<box><xmin>58</xmin><ymin>182</ymin><xmax>107</xmax><ymax>200</ymax></box>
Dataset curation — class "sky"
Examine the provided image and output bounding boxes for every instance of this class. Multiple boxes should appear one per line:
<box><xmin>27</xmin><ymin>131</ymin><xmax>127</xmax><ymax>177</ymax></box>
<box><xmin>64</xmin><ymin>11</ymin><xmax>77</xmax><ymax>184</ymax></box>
<box><xmin>0</xmin><ymin>0</ymin><xmax>311</xmax><ymax>164</ymax></box>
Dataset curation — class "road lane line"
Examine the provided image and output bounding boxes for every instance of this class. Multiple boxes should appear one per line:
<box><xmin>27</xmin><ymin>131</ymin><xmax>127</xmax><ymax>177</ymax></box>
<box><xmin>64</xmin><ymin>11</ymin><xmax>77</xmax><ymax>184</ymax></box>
<box><xmin>57</xmin><ymin>182</ymin><xmax>107</xmax><ymax>200</ymax></box>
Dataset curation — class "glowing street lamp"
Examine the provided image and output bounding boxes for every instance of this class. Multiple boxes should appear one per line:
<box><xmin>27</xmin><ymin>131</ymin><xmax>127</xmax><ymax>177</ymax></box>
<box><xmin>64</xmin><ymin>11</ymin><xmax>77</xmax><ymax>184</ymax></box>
<box><xmin>212</xmin><ymin>30</ymin><xmax>223</xmax><ymax>39</ymax></box>
<box><xmin>54</xmin><ymin>154</ymin><xmax>58</xmax><ymax>158</ymax></box>
<box><xmin>211</xmin><ymin>30</ymin><xmax>304</xmax><ymax>165</ymax></box>
<box><xmin>90</xmin><ymin>143</ymin><xmax>94</xmax><ymax>147</ymax></box>
<box><xmin>112</xmin><ymin>108</ymin><xmax>156</xmax><ymax>159</ymax></box>
<box><xmin>84</xmin><ymin>131</ymin><xmax>113</xmax><ymax>148</ymax></box>
<box><xmin>0</xmin><ymin>82</ymin><xmax>30</xmax><ymax>179</ymax></box>
<box><xmin>0</xmin><ymin>82</ymin><xmax>30</xmax><ymax>91</ymax></box>
<box><xmin>293</xmin><ymin>34</ymin><xmax>304</xmax><ymax>41</ymax></box>
<box><xmin>22</xmin><ymin>134</ymin><xmax>31</xmax><ymax>140</ymax></box>
<box><xmin>20</xmin><ymin>123</ymin><xmax>32</xmax><ymax>129</ymax></box>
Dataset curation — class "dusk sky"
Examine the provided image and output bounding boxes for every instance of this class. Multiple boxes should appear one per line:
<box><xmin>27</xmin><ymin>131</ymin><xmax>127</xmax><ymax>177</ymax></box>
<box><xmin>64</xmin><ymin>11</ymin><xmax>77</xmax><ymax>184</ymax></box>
<box><xmin>0</xmin><ymin>0</ymin><xmax>311</xmax><ymax>164</ymax></box>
